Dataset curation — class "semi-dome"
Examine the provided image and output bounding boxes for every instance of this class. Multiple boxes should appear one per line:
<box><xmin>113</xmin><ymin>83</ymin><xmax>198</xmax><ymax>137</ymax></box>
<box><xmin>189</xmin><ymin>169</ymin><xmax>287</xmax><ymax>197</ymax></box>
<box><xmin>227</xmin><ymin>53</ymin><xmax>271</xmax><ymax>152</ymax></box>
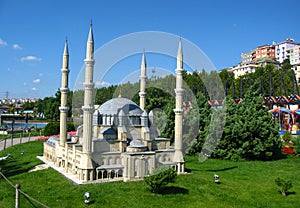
<box><xmin>97</xmin><ymin>97</ymin><xmax>143</xmax><ymax>116</ymax></box>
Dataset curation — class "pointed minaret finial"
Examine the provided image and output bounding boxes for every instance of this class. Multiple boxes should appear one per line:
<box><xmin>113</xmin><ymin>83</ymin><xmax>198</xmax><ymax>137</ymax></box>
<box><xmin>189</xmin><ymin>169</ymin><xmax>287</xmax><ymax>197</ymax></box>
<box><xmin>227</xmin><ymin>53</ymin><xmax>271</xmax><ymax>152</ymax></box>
<box><xmin>88</xmin><ymin>20</ymin><xmax>94</xmax><ymax>43</ymax></box>
<box><xmin>86</xmin><ymin>21</ymin><xmax>94</xmax><ymax>59</ymax></box>
<box><xmin>141</xmin><ymin>48</ymin><xmax>146</xmax><ymax>68</ymax></box>
<box><xmin>139</xmin><ymin>49</ymin><xmax>147</xmax><ymax>110</ymax></box>
<box><xmin>177</xmin><ymin>36</ymin><xmax>183</xmax><ymax>69</ymax></box>
<box><xmin>63</xmin><ymin>37</ymin><xmax>69</xmax><ymax>56</ymax></box>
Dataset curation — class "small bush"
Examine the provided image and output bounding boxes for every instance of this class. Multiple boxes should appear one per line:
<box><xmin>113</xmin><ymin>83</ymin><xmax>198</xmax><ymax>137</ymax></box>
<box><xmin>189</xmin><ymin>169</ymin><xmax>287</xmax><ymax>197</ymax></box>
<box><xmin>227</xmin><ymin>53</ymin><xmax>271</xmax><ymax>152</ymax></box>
<box><xmin>144</xmin><ymin>166</ymin><xmax>177</xmax><ymax>193</ymax></box>
<box><xmin>282</xmin><ymin>131</ymin><xmax>293</xmax><ymax>145</ymax></box>
<box><xmin>292</xmin><ymin>136</ymin><xmax>300</xmax><ymax>155</ymax></box>
<box><xmin>275</xmin><ymin>177</ymin><xmax>292</xmax><ymax>196</ymax></box>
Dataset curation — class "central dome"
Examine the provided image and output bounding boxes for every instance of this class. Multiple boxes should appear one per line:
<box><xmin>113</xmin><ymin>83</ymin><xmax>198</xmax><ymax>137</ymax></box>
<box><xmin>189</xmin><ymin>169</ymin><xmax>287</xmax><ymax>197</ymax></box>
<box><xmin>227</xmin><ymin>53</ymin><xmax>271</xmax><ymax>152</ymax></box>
<box><xmin>98</xmin><ymin>97</ymin><xmax>143</xmax><ymax>116</ymax></box>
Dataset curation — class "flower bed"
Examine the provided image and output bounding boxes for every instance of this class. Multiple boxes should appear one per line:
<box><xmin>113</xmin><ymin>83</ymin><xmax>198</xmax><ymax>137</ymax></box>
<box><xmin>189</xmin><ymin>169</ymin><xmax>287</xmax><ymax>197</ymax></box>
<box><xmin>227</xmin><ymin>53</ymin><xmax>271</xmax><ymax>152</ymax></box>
<box><xmin>35</xmin><ymin>132</ymin><xmax>76</xmax><ymax>141</ymax></box>
<box><xmin>282</xmin><ymin>146</ymin><xmax>295</xmax><ymax>155</ymax></box>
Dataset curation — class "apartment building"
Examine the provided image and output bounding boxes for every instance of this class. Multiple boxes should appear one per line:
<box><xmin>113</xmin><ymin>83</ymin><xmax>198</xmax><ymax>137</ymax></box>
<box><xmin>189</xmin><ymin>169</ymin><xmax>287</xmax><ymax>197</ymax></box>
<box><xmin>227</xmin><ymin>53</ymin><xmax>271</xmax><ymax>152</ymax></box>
<box><xmin>286</xmin><ymin>45</ymin><xmax>300</xmax><ymax>65</ymax></box>
<box><xmin>253</xmin><ymin>44</ymin><xmax>276</xmax><ymax>61</ymax></box>
<box><xmin>230</xmin><ymin>39</ymin><xmax>300</xmax><ymax>80</ymax></box>
<box><xmin>275</xmin><ymin>38</ymin><xmax>300</xmax><ymax>63</ymax></box>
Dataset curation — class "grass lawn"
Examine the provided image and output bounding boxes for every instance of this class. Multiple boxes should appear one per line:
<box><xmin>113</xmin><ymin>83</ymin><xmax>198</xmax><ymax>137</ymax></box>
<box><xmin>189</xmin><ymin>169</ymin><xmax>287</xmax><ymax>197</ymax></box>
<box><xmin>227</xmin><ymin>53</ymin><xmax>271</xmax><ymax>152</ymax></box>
<box><xmin>0</xmin><ymin>141</ymin><xmax>299</xmax><ymax>208</ymax></box>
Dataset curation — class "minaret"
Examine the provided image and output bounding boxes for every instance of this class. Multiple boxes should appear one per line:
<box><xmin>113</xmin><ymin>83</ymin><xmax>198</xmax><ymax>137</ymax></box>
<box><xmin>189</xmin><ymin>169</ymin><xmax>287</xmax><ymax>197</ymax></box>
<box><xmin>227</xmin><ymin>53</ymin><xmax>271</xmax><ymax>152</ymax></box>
<box><xmin>173</xmin><ymin>37</ymin><xmax>185</xmax><ymax>174</ymax></box>
<box><xmin>59</xmin><ymin>38</ymin><xmax>70</xmax><ymax>146</ymax></box>
<box><xmin>82</xmin><ymin>22</ymin><xmax>95</xmax><ymax>153</ymax></box>
<box><xmin>139</xmin><ymin>49</ymin><xmax>147</xmax><ymax>110</ymax></box>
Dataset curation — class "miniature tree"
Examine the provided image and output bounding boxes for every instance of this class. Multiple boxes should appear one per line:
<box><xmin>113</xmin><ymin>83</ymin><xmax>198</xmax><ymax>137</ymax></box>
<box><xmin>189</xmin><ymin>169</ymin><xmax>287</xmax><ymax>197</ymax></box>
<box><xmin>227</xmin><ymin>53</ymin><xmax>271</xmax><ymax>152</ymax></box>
<box><xmin>275</xmin><ymin>177</ymin><xmax>292</xmax><ymax>196</ymax></box>
<box><xmin>144</xmin><ymin>166</ymin><xmax>177</xmax><ymax>194</ymax></box>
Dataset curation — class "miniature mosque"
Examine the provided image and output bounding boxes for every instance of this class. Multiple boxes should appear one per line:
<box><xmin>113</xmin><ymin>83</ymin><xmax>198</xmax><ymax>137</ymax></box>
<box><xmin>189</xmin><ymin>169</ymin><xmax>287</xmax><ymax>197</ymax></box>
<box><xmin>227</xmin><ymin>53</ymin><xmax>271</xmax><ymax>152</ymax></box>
<box><xmin>42</xmin><ymin>23</ymin><xmax>185</xmax><ymax>183</ymax></box>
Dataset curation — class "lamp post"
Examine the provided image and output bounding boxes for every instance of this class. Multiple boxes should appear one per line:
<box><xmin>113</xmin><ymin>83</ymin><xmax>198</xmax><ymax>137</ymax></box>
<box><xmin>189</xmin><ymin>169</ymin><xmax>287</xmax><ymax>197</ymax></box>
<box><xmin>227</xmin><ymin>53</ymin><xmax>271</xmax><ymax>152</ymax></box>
<box><xmin>84</xmin><ymin>192</ymin><xmax>90</xmax><ymax>204</ymax></box>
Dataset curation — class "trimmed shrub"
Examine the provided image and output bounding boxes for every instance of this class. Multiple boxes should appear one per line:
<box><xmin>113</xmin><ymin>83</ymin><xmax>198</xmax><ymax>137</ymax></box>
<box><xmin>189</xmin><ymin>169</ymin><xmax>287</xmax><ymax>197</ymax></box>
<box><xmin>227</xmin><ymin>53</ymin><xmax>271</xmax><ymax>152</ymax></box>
<box><xmin>144</xmin><ymin>166</ymin><xmax>177</xmax><ymax>194</ymax></box>
<box><xmin>275</xmin><ymin>177</ymin><xmax>292</xmax><ymax>196</ymax></box>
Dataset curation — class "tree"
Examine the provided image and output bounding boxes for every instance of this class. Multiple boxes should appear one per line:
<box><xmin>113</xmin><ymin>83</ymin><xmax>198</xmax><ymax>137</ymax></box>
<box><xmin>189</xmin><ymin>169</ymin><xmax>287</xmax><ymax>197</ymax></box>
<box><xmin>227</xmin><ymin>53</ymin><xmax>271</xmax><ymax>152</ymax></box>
<box><xmin>44</xmin><ymin>122</ymin><xmax>75</xmax><ymax>136</ymax></box>
<box><xmin>187</xmin><ymin>92</ymin><xmax>211</xmax><ymax>155</ymax></box>
<box><xmin>44</xmin><ymin>122</ymin><xmax>60</xmax><ymax>136</ymax></box>
<box><xmin>213</xmin><ymin>90</ymin><xmax>282</xmax><ymax>161</ymax></box>
<box><xmin>281</xmin><ymin>59</ymin><xmax>292</xmax><ymax>71</ymax></box>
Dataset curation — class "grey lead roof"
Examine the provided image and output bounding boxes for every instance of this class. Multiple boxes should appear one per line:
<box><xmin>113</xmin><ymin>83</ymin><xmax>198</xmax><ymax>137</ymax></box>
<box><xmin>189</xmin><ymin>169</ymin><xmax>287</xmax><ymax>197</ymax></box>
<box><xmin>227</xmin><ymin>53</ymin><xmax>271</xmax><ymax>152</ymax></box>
<box><xmin>97</xmin><ymin>97</ymin><xmax>143</xmax><ymax>116</ymax></box>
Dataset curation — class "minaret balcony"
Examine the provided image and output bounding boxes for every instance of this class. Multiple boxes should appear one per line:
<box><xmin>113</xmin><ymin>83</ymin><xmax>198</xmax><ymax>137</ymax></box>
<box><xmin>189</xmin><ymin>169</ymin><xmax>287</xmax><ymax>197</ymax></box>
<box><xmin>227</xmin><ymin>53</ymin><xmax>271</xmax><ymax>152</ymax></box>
<box><xmin>173</xmin><ymin>109</ymin><xmax>183</xmax><ymax>114</ymax></box>
<box><xmin>84</xmin><ymin>58</ymin><xmax>95</xmax><ymax>64</ymax></box>
<box><xmin>83</xmin><ymin>82</ymin><xmax>95</xmax><ymax>89</ymax></box>
<box><xmin>82</xmin><ymin>106</ymin><xmax>94</xmax><ymax>112</ymax></box>
<box><xmin>139</xmin><ymin>92</ymin><xmax>146</xmax><ymax>96</ymax></box>
<box><xmin>175</xmin><ymin>89</ymin><xmax>184</xmax><ymax>94</ymax></box>
<box><xmin>61</xmin><ymin>68</ymin><xmax>70</xmax><ymax>73</ymax></box>
<box><xmin>59</xmin><ymin>106</ymin><xmax>69</xmax><ymax>112</ymax></box>
<box><xmin>60</xmin><ymin>87</ymin><xmax>69</xmax><ymax>93</ymax></box>
<box><xmin>176</xmin><ymin>68</ymin><xmax>184</xmax><ymax>73</ymax></box>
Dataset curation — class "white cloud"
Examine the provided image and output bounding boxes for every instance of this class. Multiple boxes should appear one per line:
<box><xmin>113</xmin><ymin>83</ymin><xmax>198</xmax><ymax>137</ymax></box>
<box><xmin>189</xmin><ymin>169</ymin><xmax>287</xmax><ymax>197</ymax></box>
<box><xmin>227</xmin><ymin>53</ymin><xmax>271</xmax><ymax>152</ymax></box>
<box><xmin>0</xmin><ymin>38</ymin><xmax>7</xmax><ymax>46</ymax></box>
<box><xmin>32</xmin><ymin>87</ymin><xmax>37</xmax><ymax>91</ymax></box>
<box><xmin>33</xmin><ymin>79</ymin><xmax>41</xmax><ymax>84</ymax></box>
<box><xmin>12</xmin><ymin>44</ymin><xmax>22</xmax><ymax>50</ymax></box>
<box><xmin>20</xmin><ymin>55</ymin><xmax>42</xmax><ymax>62</ymax></box>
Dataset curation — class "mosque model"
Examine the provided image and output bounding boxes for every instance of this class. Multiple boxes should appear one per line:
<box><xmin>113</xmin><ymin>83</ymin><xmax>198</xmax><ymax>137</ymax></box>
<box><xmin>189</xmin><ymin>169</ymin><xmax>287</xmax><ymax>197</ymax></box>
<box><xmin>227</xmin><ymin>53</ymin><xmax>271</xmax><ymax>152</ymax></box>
<box><xmin>42</xmin><ymin>23</ymin><xmax>185</xmax><ymax>183</ymax></box>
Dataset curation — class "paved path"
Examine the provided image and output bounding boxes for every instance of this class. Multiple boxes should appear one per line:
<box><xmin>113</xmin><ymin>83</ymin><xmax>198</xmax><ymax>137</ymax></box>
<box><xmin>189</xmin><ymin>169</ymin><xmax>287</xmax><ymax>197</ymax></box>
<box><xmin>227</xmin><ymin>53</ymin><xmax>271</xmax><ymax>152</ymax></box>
<box><xmin>0</xmin><ymin>136</ymin><xmax>39</xmax><ymax>151</ymax></box>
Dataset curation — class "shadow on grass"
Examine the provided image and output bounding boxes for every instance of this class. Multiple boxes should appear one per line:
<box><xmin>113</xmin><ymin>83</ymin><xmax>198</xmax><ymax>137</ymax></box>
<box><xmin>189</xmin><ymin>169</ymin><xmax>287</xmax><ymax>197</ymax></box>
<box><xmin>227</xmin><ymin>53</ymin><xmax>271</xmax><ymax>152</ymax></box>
<box><xmin>205</xmin><ymin>166</ymin><xmax>237</xmax><ymax>172</ymax></box>
<box><xmin>277</xmin><ymin>191</ymin><xmax>296</xmax><ymax>197</ymax></box>
<box><xmin>1</xmin><ymin>161</ymin><xmax>33</xmax><ymax>177</ymax></box>
<box><xmin>184</xmin><ymin>168</ymin><xmax>193</xmax><ymax>173</ymax></box>
<box><xmin>159</xmin><ymin>186</ymin><xmax>189</xmax><ymax>195</ymax></box>
<box><xmin>287</xmin><ymin>191</ymin><xmax>296</xmax><ymax>196</ymax></box>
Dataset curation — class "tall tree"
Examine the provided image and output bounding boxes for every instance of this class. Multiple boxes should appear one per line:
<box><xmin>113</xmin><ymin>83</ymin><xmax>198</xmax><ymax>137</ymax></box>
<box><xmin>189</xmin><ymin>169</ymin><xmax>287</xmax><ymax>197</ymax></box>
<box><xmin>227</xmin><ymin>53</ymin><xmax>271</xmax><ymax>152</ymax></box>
<box><xmin>213</xmin><ymin>90</ymin><xmax>282</xmax><ymax>161</ymax></box>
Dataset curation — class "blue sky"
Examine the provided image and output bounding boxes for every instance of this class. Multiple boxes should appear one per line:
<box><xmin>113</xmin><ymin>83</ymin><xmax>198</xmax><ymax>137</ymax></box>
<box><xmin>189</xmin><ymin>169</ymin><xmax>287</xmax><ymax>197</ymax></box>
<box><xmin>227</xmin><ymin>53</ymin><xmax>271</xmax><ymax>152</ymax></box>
<box><xmin>0</xmin><ymin>0</ymin><xmax>299</xmax><ymax>99</ymax></box>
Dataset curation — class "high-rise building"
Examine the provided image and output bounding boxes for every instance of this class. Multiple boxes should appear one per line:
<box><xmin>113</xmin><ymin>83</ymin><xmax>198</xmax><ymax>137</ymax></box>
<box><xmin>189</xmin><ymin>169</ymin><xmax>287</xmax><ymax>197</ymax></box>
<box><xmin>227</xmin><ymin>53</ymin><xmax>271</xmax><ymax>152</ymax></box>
<box><xmin>275</xmin><ymin>38</ymin><xmax>300</xmax><ymax>63</ymax></box>
<box><xmin>253</xmin><ymin>44</ymin><xmax>276</xmax><ymax>61</ymax></box>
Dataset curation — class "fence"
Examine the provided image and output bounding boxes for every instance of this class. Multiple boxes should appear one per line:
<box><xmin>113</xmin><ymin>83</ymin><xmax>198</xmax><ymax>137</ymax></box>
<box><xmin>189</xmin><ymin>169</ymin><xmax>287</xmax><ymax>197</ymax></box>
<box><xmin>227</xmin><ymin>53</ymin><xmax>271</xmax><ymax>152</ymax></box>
<box><xmin>0</xmin><ymin>134</ymin><xmax>38</xmax><ymax>151</ymax></box>
<box><xmin>0</xmin><ymin>171</ymin><xmax>49</xmax><ymax>208</ymax></box>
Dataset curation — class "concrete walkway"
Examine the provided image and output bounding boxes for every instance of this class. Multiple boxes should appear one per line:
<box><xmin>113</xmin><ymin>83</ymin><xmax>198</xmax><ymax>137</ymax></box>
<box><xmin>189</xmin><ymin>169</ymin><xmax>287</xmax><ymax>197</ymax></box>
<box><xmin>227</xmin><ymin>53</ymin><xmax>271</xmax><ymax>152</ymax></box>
<box><xmin>0</xmin><ymin>136</ymin><xmax>39</xmax><ymax>151</ymax></box>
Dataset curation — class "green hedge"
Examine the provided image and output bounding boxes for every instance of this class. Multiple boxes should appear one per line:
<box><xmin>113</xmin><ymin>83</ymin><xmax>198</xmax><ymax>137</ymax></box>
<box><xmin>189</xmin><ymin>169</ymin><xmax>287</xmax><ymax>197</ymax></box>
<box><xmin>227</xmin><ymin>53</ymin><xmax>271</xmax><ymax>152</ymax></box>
<box><xmin>43</xmin><ymin>122</ymin><xmax>75</xmax><ymax>136</ymax></box>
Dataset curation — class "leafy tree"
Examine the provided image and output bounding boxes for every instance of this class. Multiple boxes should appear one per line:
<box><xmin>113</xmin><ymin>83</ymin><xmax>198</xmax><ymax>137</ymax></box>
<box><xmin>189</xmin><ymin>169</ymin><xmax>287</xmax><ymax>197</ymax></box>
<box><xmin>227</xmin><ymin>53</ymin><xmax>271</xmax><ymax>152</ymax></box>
<box><xmin>44</xmin><ymin>122</ymin><xmax>60</xmax><ymax>136</ymax></box>
<box><xmin>188</xmin><ymin>92</ymin><xmax>211</xmax><ymax>155</ymax></box>
<box><xmin>22</xmin><ymin>101</ymin><xmax>35</xmax><ymax>110</ymax></box>
<box><xmin>292</xmin><ymin>136</ymin><xmax>300</xmax><ymax>155</ymax></box>
<box><xmin>281</xmin><ymin>59</ymin><xmax>292</xmax><ymax>71</ymax></box>
<box><xmin>144</xmin><ymin>166</ymin><xmax>177</xmax><ymax>193</ymax></box>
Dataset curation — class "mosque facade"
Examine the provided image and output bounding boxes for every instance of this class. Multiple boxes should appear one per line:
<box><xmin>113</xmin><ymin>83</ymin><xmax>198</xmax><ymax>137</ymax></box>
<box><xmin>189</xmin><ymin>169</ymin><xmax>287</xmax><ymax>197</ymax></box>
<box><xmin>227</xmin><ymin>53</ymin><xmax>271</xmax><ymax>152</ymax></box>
<box><xmin>42</xmin><ymin>23</ymin><xmax>185</xmax><ymax>183</ymax></box>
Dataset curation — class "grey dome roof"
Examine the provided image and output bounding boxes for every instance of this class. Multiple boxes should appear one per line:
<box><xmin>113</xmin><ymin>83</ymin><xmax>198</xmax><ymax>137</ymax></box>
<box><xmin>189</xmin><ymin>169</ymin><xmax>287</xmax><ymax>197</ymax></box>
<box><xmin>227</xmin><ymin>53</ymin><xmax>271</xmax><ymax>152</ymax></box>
<box><xmin>98</xmin><ymin>97</ymin><xmax>143</xmax><ymax>116</ymax></box>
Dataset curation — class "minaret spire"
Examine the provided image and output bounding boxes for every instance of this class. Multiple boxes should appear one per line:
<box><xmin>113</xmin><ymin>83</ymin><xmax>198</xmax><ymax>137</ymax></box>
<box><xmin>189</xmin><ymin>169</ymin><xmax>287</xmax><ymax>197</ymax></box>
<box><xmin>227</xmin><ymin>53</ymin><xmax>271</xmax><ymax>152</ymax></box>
<box><xmin>173</xmin><ymin>37</ymin><xmax>185</xmax><ymax>174</ymax></box>
<box><xmin>139</xmin><ymin>49</ymin><xmax>147</xmax><ymax>110</ymax></box>
<box><xmin>177</xmin><ymin>37</ymin><xmax>183</xmax><ymax>69</ymax></box>
<box><xmin>59</xmin><ymin>38</ymin><xmax>70</xmax><ymax>146</ymax></box>
<box><xmin>82</xmin><ymin>22</ymin><xmax>95</xmax><ymax>154</ymax></box>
